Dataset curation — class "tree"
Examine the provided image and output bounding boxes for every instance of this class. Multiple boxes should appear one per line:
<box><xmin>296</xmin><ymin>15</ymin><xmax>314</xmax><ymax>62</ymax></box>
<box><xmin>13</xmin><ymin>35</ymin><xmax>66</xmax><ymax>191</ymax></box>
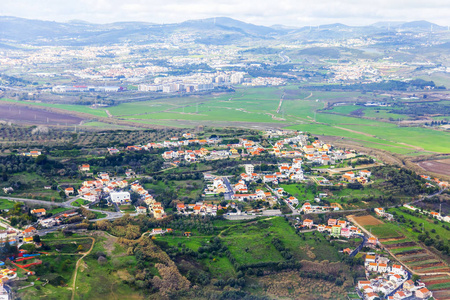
<box><xmin>33</xmin><ymin>234</ymin><xmax>41</xmax><ymax>243</ymax></box>
<box><xmin>77</xmin><ymin>245</ymin><xmax>84</xmax><ymax>252</ymax></box>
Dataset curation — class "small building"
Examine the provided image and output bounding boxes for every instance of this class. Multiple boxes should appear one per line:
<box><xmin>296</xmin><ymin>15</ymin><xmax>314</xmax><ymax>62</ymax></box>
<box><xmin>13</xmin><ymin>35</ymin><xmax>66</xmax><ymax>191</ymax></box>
<box><xmin>415</xmin><ymin>287</ymin><xmax>432</xmax><ymax>299</ymax></box>
<box><xmin>367</xmin><ymin>262</ymin><xmax>378</xmax><ymax>272</ymax></box>
<box><xmin>152</xmin><ymin>228</ymin><xmax>164</xmax><ymax>235</ymax></box>
<box><xmin>79</xmin><ymin>164</ymin><xmax>90</xmax><ymax>172</ymax></box>
<box><xmin>136</xmin><ymin>206</ymin><xmax>147</xmax><ymax>214</ymax></box>
<box><xmin>303</xmin><ymin>219</ymin><xmax>313</xmax><ymax>228</ymax></box>
<box><xmin>367</xmin><ymin>237</ymin><xmax>378</xmax><ymax>245</ymax></box>
<box><xmin>403</xmin><ymin>280</ymin><xmax>415</xmax><ymax>291</ymax></box>
<box><xmin>328</xmin><ymin>219</ymin><xmax>337</xmax><ymax>226</ymax></box>
<box><xmin>331</xmin><ymin>225</ymin><xmax>341</xmax><ymax>237</ymax></box>
<box><xmin>110</xmin><ymin>192</ymin><xmax>130</xmax><ymax>204</ymax></box>
<box><xmin>30</xmin><ymin>208</ymin><xmax>46</xmax><ymax>217</ymax></box>
<box><xmin>65</xmin><ymin>187</ymin><xmax>74</xmax><ymax>196</ymax></box>
<box><xmin>391</xmin><ymin>264</ymin><xmax>403</xmax><ymax>274</ymax></box>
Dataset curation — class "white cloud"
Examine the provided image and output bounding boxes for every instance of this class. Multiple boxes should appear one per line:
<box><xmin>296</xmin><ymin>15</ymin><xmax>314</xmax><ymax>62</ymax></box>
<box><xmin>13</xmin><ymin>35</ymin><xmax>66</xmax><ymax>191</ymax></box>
<box><xmin>1</xmin><ymin>0</ymin><xmax>449</xmax><ymax>26</ymax></box>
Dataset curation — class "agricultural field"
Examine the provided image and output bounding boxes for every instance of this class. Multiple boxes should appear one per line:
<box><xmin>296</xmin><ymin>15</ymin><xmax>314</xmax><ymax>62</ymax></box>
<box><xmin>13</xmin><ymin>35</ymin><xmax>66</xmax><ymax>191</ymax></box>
<box><xmin>359</xmin><ymin>210</ymin><xmax>450</xmax><ymax>289</ymax></box>
<box><xmin>3</xmin><ymin>86</ymin><xmax>450</xmax><ymax>156</ymax></box>
<box><xmin>418</xmin><ymin>159</ymin><xmax>450</xmax><ymax>177</ymax></box>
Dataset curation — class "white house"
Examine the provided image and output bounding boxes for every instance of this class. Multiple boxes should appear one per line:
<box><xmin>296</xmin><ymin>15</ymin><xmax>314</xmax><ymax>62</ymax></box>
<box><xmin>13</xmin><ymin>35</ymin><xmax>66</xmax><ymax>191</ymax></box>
<box><xmin>110</xmin><ymin>192</ymin><xmax>131</xmax><ymax>204</ymax></box>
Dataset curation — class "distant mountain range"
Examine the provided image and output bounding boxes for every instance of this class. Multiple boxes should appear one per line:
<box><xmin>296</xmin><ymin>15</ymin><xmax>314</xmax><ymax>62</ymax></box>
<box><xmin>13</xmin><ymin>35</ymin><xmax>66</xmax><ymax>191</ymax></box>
<box><xmin>0</xmin><ymin>16</ymin><xmax>447</xmax><ymax>46</ymax></box>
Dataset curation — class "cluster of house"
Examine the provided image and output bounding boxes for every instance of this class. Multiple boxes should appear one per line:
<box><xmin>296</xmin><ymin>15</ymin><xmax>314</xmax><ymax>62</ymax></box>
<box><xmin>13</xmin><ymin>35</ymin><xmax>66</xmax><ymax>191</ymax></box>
<box><xmin>75</xmin><ymin>172</ymin><xmax>129</xmax><ymax>203</ymax></box>
<box><xmin>21</xmin><ymin>150</ymin><xmax>41</xmax><ymax>157</ymax></box>
<box><xmin>127</xmin><ymin>134</ymin><xmax>221</xmax><ymax>153</ymax></box>
<box><xmin>37</xmin><ymin>211</ymin><xmax>79</xmax><ymax>228</ymax></box>
<box><xmin>0</xmin><ymin>225</ymin><xmax>37</xmax><ymax>246</ymax></box>
<box><xmin>374</xmin><ymin>207</ymin><xmax>394</xmax><ymax>221</ymax></box>
<box><xmin>232</xmin><ymin>189</ymin><xmax>274</xmax><ymax>202</ymax></box>
<box><xmin>162</xmin><ymin>147</ymin><xmax>234</xmax><ymax>162</ymax></box>
<box><xmin>239</xmin><ymin>161</ymin><xmax>304</xmax><ymax>189</ymax></box>
<box><xmin>204</xmin><ymin>176</ymin><xmax>228</xmax><ymax>195</ymax></box>
<box><xmin>300</xmin><ymin>218</ymin><xmax>365</xmax><ymax>239</ymax></box>
<box><xmin>342</xmin><ymin>169</ymin><xmax>372</xmax><ymax>184</ymax></box>
<box><xmin>107</xmin><ymin>148</ymin><xmax>120</xmax><ymax>155</ymax></box>
<box><xmin>403</xmin><ymin>204</ymin><xmax>450</xmax><ymax>223</ymax></box>
<box><xmin>264</xmin><ymin>129</ymin><xmax>298</xmax><ymax>138</ymax></box>
<box><xmin>267</xmin><ymin>134</ymin><xmax>357</xmax><ymax>165</ymax></box>
<box><xmin>0</xmin><ymin>267</ymin><xmax>17</xmax><ymax>283</ymax></box>
<box><xmin>131</xmin><ymin>183</ymin><xmax>165</xmax><ymax>219</ymax></box>
<box><xmin>66</xmin><ymin>170</ymin><xmax>165</xmax><ymax>218</ymax></box>
<box><xmin>420</xmin><ymin>175</ymin><xmax>449</xmax><ymax>189</ymax></box>
<box><xmin>358</xmin><ymin>254</ymin><xmax>433</xmax><ymax>299</ymax></box>
<box><xmin>300</xmin><ymin>202</ymin><xmax>341</xmax><ymax>213</ymax></box>
<box><xmin>176</xmin><ymin>201</ymin><xmax>240</xmax><ymax>216</ymax></box>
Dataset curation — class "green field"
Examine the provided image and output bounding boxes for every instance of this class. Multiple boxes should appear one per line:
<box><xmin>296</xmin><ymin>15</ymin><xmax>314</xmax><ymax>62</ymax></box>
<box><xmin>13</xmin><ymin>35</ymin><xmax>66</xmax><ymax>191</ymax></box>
<box><xmin>72</xmin><ymin>199</ymin><xmax>91</xmax><ymax>207</ymax></box>
<box><xmin>3</xmin><ymin>85</ymin><xmax>450</xmax><ymax>155</ymax></box>
<box><xmin>47</xmin><ymin>207</ymin><xmax>72</xmax><ymax>215</ymax></box>
<box><xmin>221</xmin><ymin>217</ymin><xmax>340</xmax><ymax>264</ymax></box>
<box><xmin>0</xmin><ymin>198</ymin><xmax>16</xmax><ymax>210</ymax></box>
<box><xmin>387</xmin><ymin>208</ymin><xmax>450</xmax><ymax>243</ymax></box>
<box><xmin>364</xmin><ymin>224</ymin><xmax>403</xmax><ymax>239</ymax></box>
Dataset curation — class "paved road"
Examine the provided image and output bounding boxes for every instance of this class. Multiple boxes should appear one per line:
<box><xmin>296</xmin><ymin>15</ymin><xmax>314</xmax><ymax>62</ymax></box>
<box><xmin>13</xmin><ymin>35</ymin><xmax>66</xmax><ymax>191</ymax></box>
<box><xmin>278</xmin><ymin>51</ymin><xmax>290</xmax><ymax>64</ymax></box>
<box><xmin>222</xmin><ymin>177</ymin><xmax>234</xmax><ymax>201</ymax></box>
<box><xmin>2</xmin><ymin>196</ymin><xmax>74</xmax><ymax>207</ymax></box>
<box><xmin>3</xmin><ymin>196</ymin><xmax>126</xmax><ymax>222</ymax></box>
<box><xmin>349</xmin><ymin>234</ymin><xmax>367</xmax><ymax>257</ymax></box>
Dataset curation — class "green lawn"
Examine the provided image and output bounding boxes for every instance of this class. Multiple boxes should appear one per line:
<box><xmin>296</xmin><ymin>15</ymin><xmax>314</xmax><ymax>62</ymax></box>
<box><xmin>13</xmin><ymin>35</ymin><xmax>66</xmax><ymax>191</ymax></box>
<box><xmin>72</xmin><ymin>199</ymin><xmax>91</xmax><ymax>207</ymax></box>
<box><xmin>364</xmin><ymin>224</ymin><xmax>403</xmax><ymax>239</ymax></box>
<box><xmin>0</xmin><ymin>198</ymin><xmax>16</xmax><ymax>210</ymax></box>
<box><xmin>47</xmin><ymin>207</ymin><xmax>72</xmax><ymax>215</ymax></box>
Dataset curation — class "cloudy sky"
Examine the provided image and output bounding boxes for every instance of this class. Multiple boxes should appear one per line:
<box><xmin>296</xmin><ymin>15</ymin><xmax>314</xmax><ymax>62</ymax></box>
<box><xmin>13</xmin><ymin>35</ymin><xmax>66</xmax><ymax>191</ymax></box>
<box><xmin>1</xmin><ymin>0</ymin><xmax>449</xmax><ymax>27</ymax></box>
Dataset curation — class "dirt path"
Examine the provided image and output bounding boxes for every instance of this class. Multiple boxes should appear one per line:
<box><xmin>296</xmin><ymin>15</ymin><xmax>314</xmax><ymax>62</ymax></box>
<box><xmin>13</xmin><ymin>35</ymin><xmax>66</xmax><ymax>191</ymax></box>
<box><xmin>71</xmin><ymin>237</ymin><xmax>95</xmax><ymax>300</ymax></box>
<box><xmin>334</xmin><ymin>126</ymin><xmax>376</xmax><ymax>138</ymax></box>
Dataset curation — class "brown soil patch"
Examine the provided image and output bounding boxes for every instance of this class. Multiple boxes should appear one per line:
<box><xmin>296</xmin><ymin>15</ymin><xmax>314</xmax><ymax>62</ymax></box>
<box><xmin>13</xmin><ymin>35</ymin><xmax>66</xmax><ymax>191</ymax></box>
<box><xmin>300</xmin><ymin>246</ymin><xmax>316</xmax><ymax>260</ymax></box>
<box><xmin>379</xmin><ymin>237</ymin><xmax>407</xmax><ymax>242</ymax></box>
<box><xmin>426</xmin><ymin>279</ymin><xmax>450</xmax><ymax>286</ymax></box>
<box><xmin>422</xmin><ymin>275</ymin><xmax>450</xmax><ymax>281</ymax></box>
<box><xmin>92</xmin><ymin>231</ymin><xmax>118</xmax><ymax>256</ymax></box>
<box><xmin>352</xmin><ymin>215</ymin><xmax>384</xmax><ymax>226</ymax></box>
<box><xmin>402</xmin><ymin>256</ymin><xmax>436</xmax><ymax>263</ymax></box>
<box><xmin>418</xmin><ymin>160</ymin><xmax>450</xmax><ymax>177</ymax></box>
<box><xmin>433</xmin><ymin>290</ymin><xmax>450</xmax><ymax>299</ymax></box>
<box><xmin>385</xmin><ymin>242</ymin><xmax>417</xmax><ymax>249</ymax></box>
<box><xmin>396</xmin><ymin>250</ymin><xmax>428</xmax><ymax>257</ymax></box>
<box><xmin>0</xmin><ymin>104</ymin><xmax>83</xmax><ymax>125</ymax></box>
<box><xmin>350</xmin><ymin>108</ymin><xmax>365</xmax><ymax>117</ymax></box>
<box><xmin>334</xmin><ymin>126</ymin><xmax>375</xmax><ymax>138</ymax></box>
<box><xmin>412</xmin><ymin>263</ymin><xmax>446</xmax><ymax>270</ymax></box>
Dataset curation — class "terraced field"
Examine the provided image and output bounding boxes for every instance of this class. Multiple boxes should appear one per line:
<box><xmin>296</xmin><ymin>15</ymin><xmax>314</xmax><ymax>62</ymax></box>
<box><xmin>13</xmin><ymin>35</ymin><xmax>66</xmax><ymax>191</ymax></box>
<box><xmin>422</xmin><ymin>275</ymin><xmax>450</xmax><ymax>300</ymax></box>
<box><xmin>376</xmin><ymin>232</ymin><xmax>450</xmax><ymax>298</ymax></box>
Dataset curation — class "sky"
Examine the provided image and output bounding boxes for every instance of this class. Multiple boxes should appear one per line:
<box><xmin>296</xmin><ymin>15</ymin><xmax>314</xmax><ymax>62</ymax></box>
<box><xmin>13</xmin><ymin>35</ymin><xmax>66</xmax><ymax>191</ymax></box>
<box><xmin>1</xmin><ymin>0</ymin><xmax>449</xmax><ymax>27</ymax></box>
